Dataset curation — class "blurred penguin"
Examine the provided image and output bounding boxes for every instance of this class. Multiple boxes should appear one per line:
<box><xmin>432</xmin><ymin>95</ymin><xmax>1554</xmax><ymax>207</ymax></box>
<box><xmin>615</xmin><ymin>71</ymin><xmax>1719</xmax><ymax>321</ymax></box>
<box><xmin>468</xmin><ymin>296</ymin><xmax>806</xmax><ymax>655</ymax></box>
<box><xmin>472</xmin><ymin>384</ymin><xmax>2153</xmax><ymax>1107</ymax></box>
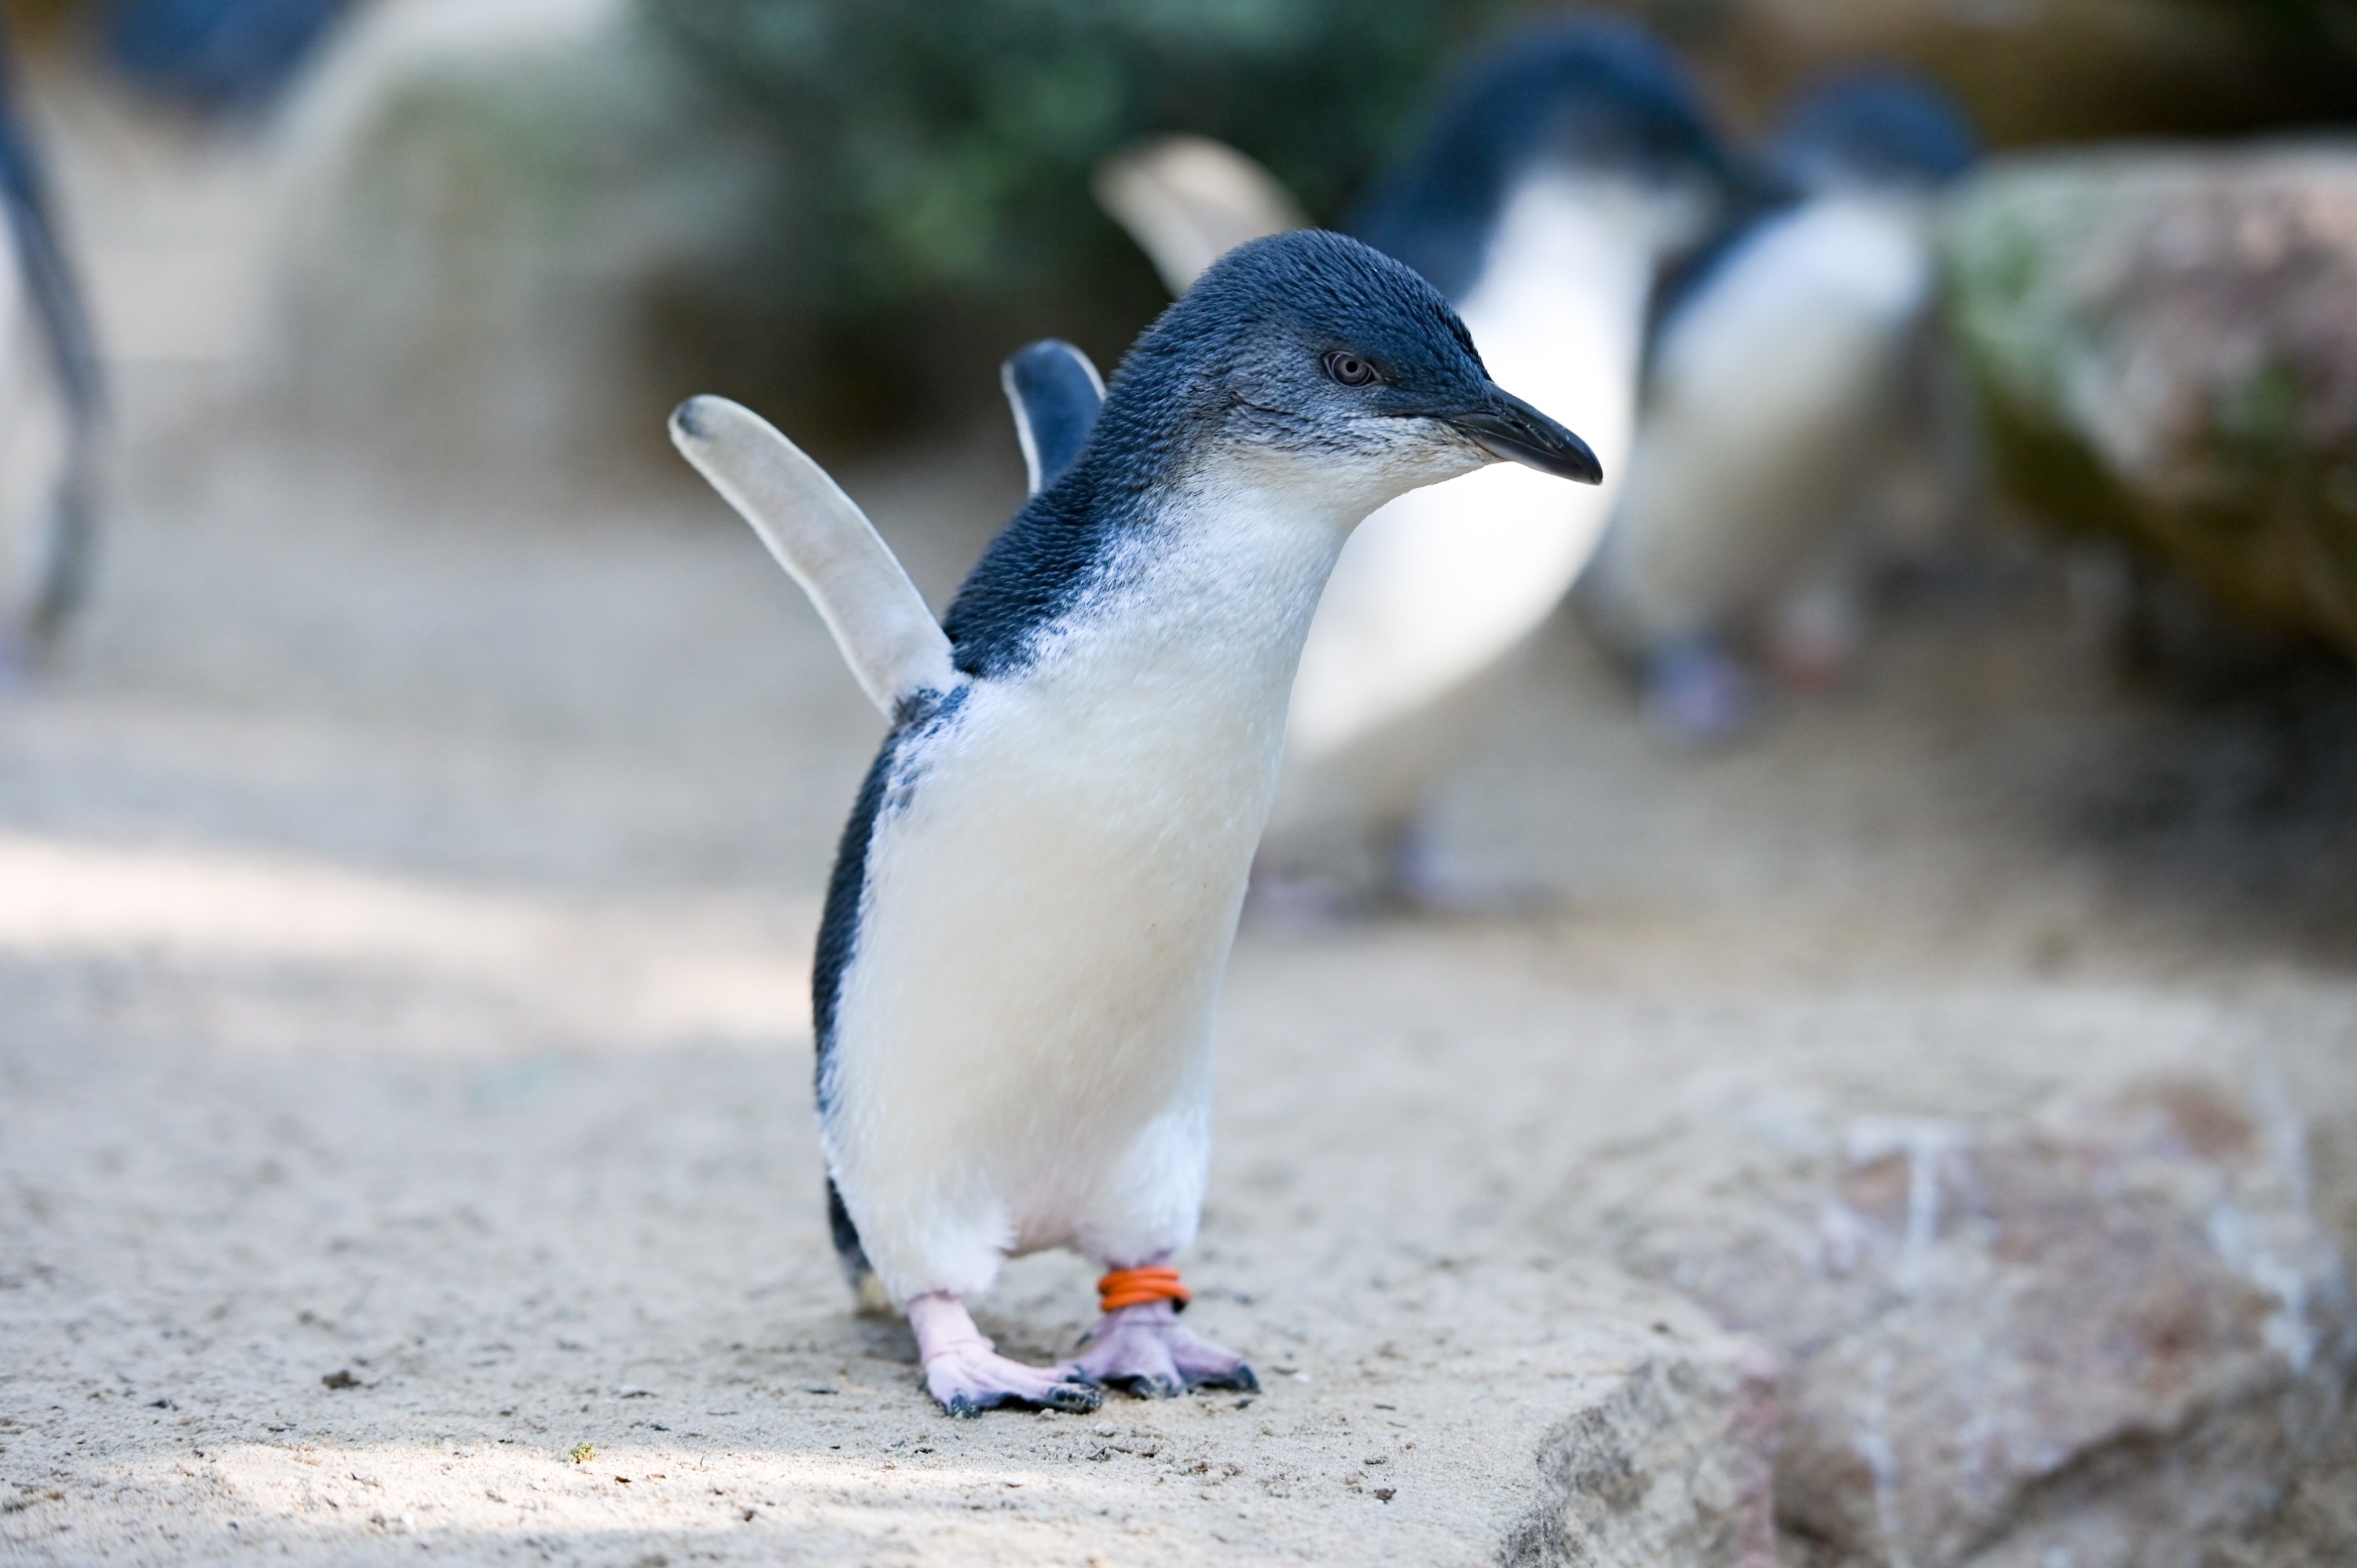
<box><xmin>0</xmin><ymin>18</ymin><xmax>98</xmax><ymax>668</ymax></box>
<box><xmin>108</xmin><ymin>0</ymin><xmax>354</xmax><ymax>115</ymax></box>
<box><xmin>1094</xmin><ymin>134</ymin><xmax>1307</xmax><ymax>299</ymax></box>
<box><xmin>1099</xmin><ymin>16</ymin><xmax>1747</xmax><ymax>904</ymax></box>
<box><xmin>1578</xmin><ymin>73</ymin><xmax>1977</xmax><ymax>742</ymax></box>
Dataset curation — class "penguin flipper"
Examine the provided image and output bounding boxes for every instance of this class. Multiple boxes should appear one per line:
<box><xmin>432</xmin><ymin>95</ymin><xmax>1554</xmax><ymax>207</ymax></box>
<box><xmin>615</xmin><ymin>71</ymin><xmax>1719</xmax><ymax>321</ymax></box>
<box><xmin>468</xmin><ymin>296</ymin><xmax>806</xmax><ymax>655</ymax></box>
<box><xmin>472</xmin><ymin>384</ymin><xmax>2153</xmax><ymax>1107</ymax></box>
<box><xmin>999</xmin><ymin>339</ymin><xmax>1103</xmax><ymax>496</ymax></box>
<box><xmin>1093</xmin><ymin>134</ymin><xmax>1307</xmax><ymax>297</ymax></box>
<box><xmin>669</xmin><ymin>395</ymin><xmax>959</xmax><ymax>717</ymax></box>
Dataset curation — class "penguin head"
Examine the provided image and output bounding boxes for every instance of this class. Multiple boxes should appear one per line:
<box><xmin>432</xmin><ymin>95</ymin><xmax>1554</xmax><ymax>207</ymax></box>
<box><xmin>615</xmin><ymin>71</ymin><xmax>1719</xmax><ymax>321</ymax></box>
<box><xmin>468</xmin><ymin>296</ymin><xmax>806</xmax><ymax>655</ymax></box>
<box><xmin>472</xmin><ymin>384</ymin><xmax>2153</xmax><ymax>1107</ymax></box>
<box><xmin>1351</xmin><ymin>15</ymin><xmax>1746</xmax><ymax>299</ymax></box>
<box><xmin>1102</xmin><ymin>229</ymin><xmax>1601</xmax><ymax>508</ymax></box>
<box><xmin>1770</xmin><ymin>72</ymin><xmax>1978</xmax><ymax>193</ymax></box>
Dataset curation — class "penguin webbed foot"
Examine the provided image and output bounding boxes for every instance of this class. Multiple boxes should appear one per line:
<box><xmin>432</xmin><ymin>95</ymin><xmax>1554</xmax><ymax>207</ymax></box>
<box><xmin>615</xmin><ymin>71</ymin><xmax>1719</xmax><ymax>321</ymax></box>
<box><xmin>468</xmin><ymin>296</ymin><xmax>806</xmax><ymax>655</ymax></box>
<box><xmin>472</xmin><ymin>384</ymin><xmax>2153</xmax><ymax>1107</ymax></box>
<box><xmin>907</xmin><ymin>1291</ymin><xmax>1103</xmax><ymax>1417</ymax></box>
<box><xmin>1640</xmin><ymin>634</ymin><xmax>1759</xmax><ymax>746</ymax></box>
<box><xmin>1060</xmin><ymin>1301</ymin><xmax>1259</xmax><ymax>1400</ymax></box>
<box><xmin>926</xmin><ymin>1343</ymin><xmax>1103</xmax><ymax>1418</ymax></box>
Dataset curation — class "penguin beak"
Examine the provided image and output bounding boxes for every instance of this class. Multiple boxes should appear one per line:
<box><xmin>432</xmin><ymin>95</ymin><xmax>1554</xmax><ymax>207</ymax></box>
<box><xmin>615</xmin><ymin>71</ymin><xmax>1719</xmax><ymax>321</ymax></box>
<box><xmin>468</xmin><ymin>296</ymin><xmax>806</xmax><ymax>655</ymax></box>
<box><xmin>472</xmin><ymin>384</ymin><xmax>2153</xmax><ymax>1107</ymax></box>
<box><xmin>1446</xmin><ymin>387</ymin><xmax>1604</xmax><ymax>485</ymax></box>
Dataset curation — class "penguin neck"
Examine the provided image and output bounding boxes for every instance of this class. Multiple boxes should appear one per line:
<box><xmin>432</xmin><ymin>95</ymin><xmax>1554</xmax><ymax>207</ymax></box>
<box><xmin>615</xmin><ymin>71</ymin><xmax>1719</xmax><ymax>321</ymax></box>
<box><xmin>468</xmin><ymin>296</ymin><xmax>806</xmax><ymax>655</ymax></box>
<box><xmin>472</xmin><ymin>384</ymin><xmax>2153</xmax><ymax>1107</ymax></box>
<box><xmin>1454</xmin><ymin>171</ymin><xmax>1696</xmax><ymax>475</ymax></box>
<box><xmin>976</xmin><ymin>452</ymin><xmax>1374</xmax><ymax>811</ymax></box>
<box><xmin>1817</xmin><ymin>185</ymin><xmax>1941</xmax><ymax>253</ymax></box>
<box><xmin>1087</xmin><ymin>453</ymin><xmax>1370</xmax><ymax>672</ymax></box>
<box><xmin>947</xmin><ymin>412</ymin><xmax>1420</xmax><ymax>684</ymax></box>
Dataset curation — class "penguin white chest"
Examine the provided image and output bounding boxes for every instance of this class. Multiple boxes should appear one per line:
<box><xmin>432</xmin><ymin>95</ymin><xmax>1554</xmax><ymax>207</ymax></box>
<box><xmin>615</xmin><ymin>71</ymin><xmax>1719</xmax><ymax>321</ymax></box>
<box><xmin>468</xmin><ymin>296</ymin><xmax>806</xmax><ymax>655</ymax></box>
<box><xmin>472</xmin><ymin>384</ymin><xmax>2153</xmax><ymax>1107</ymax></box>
<box><xmin>824</xmin><ymin>489</ymin><xmax>1344</xmax><ymax>1300</ymax></box>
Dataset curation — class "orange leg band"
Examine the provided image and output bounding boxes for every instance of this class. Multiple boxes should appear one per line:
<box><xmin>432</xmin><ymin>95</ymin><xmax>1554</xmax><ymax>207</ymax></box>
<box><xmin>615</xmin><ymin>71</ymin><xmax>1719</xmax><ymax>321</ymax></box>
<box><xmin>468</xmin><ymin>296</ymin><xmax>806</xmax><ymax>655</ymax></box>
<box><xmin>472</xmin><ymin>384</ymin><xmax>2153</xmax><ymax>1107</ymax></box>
<box><xmin>1097</xmin><ymin>1266</ymin><xmax>1191</xmax><ymax>1313</ymax></box>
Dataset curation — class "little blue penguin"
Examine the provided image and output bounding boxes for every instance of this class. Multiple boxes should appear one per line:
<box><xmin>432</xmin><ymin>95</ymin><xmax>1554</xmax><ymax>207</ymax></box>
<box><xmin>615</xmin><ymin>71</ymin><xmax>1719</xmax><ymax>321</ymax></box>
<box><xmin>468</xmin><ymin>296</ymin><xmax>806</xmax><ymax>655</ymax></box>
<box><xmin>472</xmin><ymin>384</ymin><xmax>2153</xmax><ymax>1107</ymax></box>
<box><xmin>0</xmin><ymin>17</ymin><xmax>98</xmax><ymax>665</ymax></box>
<box><xmin>1094</xmin><ymin>133</ymin><xmax>1308</xmax><ymax>299</ymax></box>
<box><xmin>1276</xmin><ymin>17</ymin><xmax>1742</xmax><ymax>901</ymax></box>
<box><xmin>670</xmin><ymin>230</ymin><xmax>1599</xmax><ymax>1416</ymax></box>
<box><xmin>1578</xmin><ymin>73</ymin><xmax>1977</xmax><ymax>741</ymax></box>
<box><xmin>1091</xmin><ymin>19</ymin><xmax>1745</xmax><ymax>901</ymax></box>
<box><xmin>1098</xmin><ymin>18</ymin><xmax>1743</xmax><ymax>901</ymax></box>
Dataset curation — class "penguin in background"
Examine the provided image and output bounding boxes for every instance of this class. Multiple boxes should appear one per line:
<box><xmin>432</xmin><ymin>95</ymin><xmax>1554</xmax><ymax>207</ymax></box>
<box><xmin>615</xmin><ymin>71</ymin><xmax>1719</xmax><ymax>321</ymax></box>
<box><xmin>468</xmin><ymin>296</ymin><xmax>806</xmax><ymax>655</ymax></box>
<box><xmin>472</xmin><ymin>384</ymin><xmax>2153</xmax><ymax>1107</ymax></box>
<box><xmin>1094</xmin><ymin>134</ymin><xmax>1307</xmax><ymax>300</ymax></box>
<box><xmin>670</xmin><ymin>232</ymin><xmax>1600</xmax><ymax>1416</ymax></box>
<box><xmin>0</xmin><ymin>17</ymin><xmax>97</xmax><ymax>669</ymax></box>
<box><xmin>1097</xmin><ymin>17</ymin><xmax>1748</xmax><ymax>903</ymax></box>
<box><xmin>1577</xmin><ymin>73</ymin><xmax>1978</xmax><ymax>742</ymax></box>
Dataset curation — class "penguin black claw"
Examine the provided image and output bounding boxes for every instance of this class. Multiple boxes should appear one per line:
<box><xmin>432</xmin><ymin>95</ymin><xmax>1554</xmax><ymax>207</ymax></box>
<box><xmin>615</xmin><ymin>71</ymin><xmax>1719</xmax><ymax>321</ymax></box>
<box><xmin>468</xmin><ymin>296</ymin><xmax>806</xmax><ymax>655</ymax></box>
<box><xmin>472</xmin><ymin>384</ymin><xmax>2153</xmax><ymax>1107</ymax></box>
<box><xmin>910</xmin><ymin>1294</ymin><xmax>1113</xmax><ymax>1416</ymax></box>
<box><xmin>1104</xmin><ymin>1373</ymin><xmax>1182</xmax><ymax>1401</ymax></box>
<box><xmin>933</xmin><ymin>1372</ymin><xmax>1105</xmax><ymax>1420</ymax></box>
<box><xmin>1104</xmin><ymin>1361</ymin><xmax>1260</xmax><ymax>1400</ymax></box>
<box><xmin>1192</xmin><ymin>1361</ymin><xmax>1261</xmax><ymax>1395</ymax></box>
<box><xmin>940</xmin><ymin>1382</ymin><xmax>1104</xmax><ymax>1420</ymax></box>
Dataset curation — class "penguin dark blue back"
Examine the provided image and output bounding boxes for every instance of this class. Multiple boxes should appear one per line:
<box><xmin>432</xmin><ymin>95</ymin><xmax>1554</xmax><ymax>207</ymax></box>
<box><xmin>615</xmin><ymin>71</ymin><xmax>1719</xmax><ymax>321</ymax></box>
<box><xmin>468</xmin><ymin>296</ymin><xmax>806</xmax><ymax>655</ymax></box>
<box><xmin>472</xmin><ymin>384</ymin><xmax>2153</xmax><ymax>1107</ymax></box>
<box><xmin>1583</xmin><ymin>71</ymin><xmax>1978</xmax><ymax>742</ymax></box>
<box><xmin>1771</xmin><ymin>71</ymin><xmax>1978</xmax><ymax>192</ymax></box>
<box><xmin>1645</xmin><ymin>72</ymin><xmax>1974</xmax><ymax>364</ymax></box>
<box><xmin>1351</xmin><ymin>15</ymin><xmax>1743</xmax><ymax>301</ymax></box>
<box><xmin>108</xmin><ymin>0</ymin><xmax>352</xmax><ymax>115</ymax></box>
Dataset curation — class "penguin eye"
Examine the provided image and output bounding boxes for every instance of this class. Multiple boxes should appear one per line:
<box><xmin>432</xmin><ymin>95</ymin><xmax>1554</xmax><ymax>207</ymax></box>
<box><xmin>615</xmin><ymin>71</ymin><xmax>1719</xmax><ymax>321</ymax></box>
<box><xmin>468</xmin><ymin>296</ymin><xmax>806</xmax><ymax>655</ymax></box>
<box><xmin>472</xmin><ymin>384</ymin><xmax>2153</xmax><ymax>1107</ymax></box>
<box><xmin>1322</xmin><ymin>351</ymin><xmax>1384</xmax><ymax>388</ymax></box>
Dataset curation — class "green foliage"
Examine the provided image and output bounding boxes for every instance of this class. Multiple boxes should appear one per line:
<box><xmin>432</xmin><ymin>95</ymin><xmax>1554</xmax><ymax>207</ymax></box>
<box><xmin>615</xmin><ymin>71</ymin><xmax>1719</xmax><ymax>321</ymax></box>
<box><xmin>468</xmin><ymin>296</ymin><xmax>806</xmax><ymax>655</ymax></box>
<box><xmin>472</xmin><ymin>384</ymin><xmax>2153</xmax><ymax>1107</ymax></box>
<box><xmin>640</xmin><ymin>0</ymin><xmax>1530</xmax><ymax>435</ymax></box>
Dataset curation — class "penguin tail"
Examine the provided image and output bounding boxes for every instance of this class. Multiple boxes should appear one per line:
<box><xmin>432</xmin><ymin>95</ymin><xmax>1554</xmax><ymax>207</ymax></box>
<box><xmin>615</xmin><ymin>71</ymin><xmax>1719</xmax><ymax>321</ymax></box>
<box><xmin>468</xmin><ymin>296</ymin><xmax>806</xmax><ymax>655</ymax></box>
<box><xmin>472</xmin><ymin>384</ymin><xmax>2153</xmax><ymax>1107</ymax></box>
<box><xmin>827</xmin><ymin>1176</ymin><xmax>895</xmax><ymax>1318</ymax></box>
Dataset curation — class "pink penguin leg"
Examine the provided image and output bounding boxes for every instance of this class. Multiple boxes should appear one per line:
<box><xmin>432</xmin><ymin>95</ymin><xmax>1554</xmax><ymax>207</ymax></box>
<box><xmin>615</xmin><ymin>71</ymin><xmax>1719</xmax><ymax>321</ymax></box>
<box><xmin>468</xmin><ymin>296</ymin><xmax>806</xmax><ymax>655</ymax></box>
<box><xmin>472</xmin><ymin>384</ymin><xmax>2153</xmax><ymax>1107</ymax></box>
<box><xmin>1058</xmin><ymin>1264</ymin><xmax>1259</xmax><ymax>1399</ymax></box>
<box><xmin>906</xmin><ymin>1292</ymin><xmax>1102</xmax><ymax>1417</ymax></box>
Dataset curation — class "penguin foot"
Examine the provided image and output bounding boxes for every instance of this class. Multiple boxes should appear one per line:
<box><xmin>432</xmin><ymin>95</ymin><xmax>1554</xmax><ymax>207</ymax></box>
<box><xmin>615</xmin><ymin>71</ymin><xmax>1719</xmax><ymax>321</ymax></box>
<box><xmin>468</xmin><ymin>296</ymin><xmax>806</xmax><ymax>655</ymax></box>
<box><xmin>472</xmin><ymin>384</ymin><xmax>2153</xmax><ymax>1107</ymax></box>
<box><xmin>925</xmin><ymin>1342</ymin><xmax>1104</xmax><ymax>1417</ymax></box>
<box><xmin>1641</xmin><ymin>636</ymin><xmax>1758</xmax><ymax>746</ymax></box>
<box><xmin>907</xmin><ymin>1291</ymin><xmax>1102</xmax><ymax>1418</ymax></box>
<box><xmin>1387</xmin><ymin>819</ymin><xmax>1557</xmax><ymax>918</ymax></box>
<box><xmin>1060</xmin><ymin>1301</ymin><xmax>1259</xmax><ymax>1399</ymax></box>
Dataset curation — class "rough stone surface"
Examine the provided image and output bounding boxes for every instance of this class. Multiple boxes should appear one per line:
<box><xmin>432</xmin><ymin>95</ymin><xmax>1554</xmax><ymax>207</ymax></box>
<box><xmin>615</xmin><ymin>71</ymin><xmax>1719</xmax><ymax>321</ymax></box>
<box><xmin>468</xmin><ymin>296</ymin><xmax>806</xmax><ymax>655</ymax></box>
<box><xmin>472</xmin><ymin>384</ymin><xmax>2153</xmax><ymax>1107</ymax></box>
<box><xmin>1944</xmin><ymin>145</ymin><xmax>2357</xmax><ymax>655</ymax></box>
<box><xmin>1569</xmin><ymin>1065</ymin><xmax>2357</xmax><ymax>1567</ymax></box>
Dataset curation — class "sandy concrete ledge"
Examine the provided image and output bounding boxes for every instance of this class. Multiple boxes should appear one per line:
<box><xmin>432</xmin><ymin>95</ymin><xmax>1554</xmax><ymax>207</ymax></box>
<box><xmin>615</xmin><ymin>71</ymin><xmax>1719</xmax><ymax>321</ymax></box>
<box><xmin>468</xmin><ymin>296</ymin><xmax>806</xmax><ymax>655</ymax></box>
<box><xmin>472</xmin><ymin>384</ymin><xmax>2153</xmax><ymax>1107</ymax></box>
<box><xmin>0</xmin><ymin>927</ymin><xmax>1784</xmax><ymax>1567</ymax></box>
<box><xmin>2</xmin><ymin>387</ymin><xmax>2355</xmax><ymax>1564</ymax></box>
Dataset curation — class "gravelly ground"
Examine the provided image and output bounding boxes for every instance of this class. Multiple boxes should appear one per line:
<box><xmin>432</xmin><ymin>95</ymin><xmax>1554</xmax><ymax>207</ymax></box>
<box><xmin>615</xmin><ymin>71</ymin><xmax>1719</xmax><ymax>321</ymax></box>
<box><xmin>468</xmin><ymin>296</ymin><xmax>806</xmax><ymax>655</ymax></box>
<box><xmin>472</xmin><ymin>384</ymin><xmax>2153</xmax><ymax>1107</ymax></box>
<box><xmin>4</xmin><ymin>369</ymin><xmax>2355</xmax><ymax>1563</ymax></box>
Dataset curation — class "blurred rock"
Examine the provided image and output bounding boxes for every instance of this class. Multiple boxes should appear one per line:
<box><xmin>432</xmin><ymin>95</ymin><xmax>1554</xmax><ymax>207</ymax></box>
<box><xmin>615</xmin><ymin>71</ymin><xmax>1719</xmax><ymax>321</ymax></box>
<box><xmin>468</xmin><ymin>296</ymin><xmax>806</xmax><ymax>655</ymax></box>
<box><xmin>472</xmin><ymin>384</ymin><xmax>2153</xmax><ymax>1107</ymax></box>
<box><xmin>1500</xmin><ymin>1325</ymin><xmax>1780</xmax><ymax>1568</ymax></box>
<box><xmin>1567</xmin><ymin>1070</ymin><xmax>2356</xmax><ymax>1567</ymax></box>
<box><xmin>251</xmin><ymin>0</ymin><xmax>782</xmax><ymax>485</ymax></box>
<box><xmin>1945</xmin><ymin>146</ymin><xmax>2357</xmax><ymax>660</ymax></box>
<box><xmin>1612</xmin><ymin>0</ymin><xmax>2355</xmax><ymax>145</ymax></box>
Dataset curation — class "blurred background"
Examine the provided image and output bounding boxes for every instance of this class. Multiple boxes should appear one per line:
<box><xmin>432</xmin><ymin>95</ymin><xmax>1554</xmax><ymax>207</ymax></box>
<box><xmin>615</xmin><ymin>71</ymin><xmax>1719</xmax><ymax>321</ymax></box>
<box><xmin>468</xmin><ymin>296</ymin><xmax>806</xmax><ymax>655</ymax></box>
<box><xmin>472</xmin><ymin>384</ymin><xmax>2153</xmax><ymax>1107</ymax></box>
<box><xmin>3</xmin><ymin>2</ymin><xmax>2357</xmax><ymax>1564</ymax></box>
<box><xmin>9</xmin><ymin>0</ymin><xmax>2357</xmax><ymax>459</ymax></box>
